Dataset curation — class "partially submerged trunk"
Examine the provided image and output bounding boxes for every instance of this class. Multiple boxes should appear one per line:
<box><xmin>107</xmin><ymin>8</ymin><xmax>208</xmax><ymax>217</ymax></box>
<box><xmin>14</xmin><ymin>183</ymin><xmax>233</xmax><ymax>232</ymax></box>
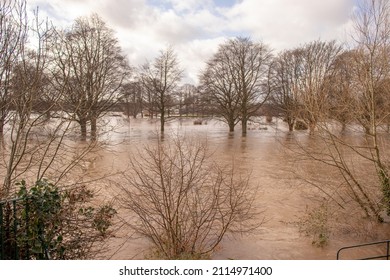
<box><xmin>0</xmin><ymin>118</ymin><xmax>4</xmax><ymax>139</ymax></box>
<box><xmin>228</xmin><ymin>119</ymin><xmax>235</xmax><ymax>132</ymax></box>
<box><xmin>80</xmin><ymin>118</ymin><xmax>87</xmax><ymax>141</ymax></box>
<box><xmin>160</xmin><ymin>110</ymin><xmax>165</xmax><ymax>132</ymax></box>
<box><xmin>91</xmin><ymin>117</ymin><xmax>97</xmax><ymax>141</ymax></box>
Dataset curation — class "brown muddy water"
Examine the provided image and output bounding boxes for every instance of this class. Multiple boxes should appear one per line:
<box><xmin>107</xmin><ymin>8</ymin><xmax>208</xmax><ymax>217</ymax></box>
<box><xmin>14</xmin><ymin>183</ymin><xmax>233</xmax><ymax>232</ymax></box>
<box><xmin>79</xmin><ymin>116</ymin><xmax>390</xmax><ymax>260</ymax></box>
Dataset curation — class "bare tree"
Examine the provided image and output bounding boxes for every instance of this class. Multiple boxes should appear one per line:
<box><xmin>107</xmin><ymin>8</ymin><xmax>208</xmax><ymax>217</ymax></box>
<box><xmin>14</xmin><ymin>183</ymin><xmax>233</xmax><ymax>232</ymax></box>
<box><xmin>139</xmin><ymin>47</ymin><xmax>183</xmax><ymax>132</ymax></box>
<box><xmin>269</xmin><ymin>49</ymin><xmax>304</xmax><ymax>131</ymax></box>
<box><xmin>140</xmin><ymin>77</ymin><xmax>157</xmax><ymax>119</ymax></box>
<box><xmin>375</xmin><ymin>76</ymin><xmax>390</xmax><ymax>132</ymax></box>
<box><xmin>0</xmin><ymin>7</ymin><xmax>101</xmax><ymax>202</ymax></box>
<box><xmin>118</xmin><ymin>135</ymin><xmax>261</xmax><ymax>259</ymax></box>
<box><xmin>120</xmin><ymin>80</ymin><xmax>143</xmax><ymax>119</ymax></box>
<box><xmin>176</xmin><ymin>84</ymin><xmax>199</xmax><ymax>117</ymax></box>
<box><xmin>201</xmin><ymin>37</ymin><xmax>272</xmax><ymax>135</ymax></box>
<box><xmin>227</xmin><ymin>37</ymin><xmax>272</xmax><ymax>136</ymax></box>
<box><xmin>200</xmin><ymin>47</ymin><xmax>240</xmax><ymax>132</ymax></box>
<box><xmin>0</xmin><ymin>0</ymin><xmax>28</xmax><ymax>139</ymax></box>
<box><xmin>297</xmin><ymin>40</ymin><xmax>343</xmax><ymax>133</ymax></box>
<box><xmin>291</xmin><ymin>0</ymin><xmax>390</xmax><ymax>222</ymax></box>
<box><xmin>326</xmin><ymin>50</ymin><xmax>357</xmax><ymax>131</ymax></box>
<box><xmin>351</xmin><ymin>0</ymin><xmax>390</xmax><ymax>216</ymax></box>
<box><xmin>52</xmin><ymin>14</ymin><xmax>129</xmax><ymax>141</ymax></box>
<box><xmin>325</xmin><ymin>47</ymin><xmax>390</xmax><ymax>133</ymax></box>
<box><xmin>0</xmin><ymin>4</ymin><xmax>59</xmax><ymax>196</ymax></box>
<box><xmin>269</xmin><ymin>41</ymin><xmax>342</xmax><ymax>133</ymax></box>
<box><xmin>0</xmin><ymin>7</ymin><xmax>117</xmax><ymax>259</ymax></box>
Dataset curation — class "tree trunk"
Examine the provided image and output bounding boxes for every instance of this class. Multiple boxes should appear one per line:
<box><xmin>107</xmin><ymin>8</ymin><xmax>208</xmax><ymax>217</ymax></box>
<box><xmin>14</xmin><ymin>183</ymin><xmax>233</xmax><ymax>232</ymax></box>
<box><xmin>126</xmin><ymin>103</ymin><xmax>130</xmax><ymax>118</ymax></box>
<box><xmin>80</xmin><ymin>119</ymin><xmax>87</xmax><ymax>141</ymax></box>
<box><xmin>91</xmin><ymin>117</ymin><xmax>97</xmax><ymax>141</ymax></box>
<box><xmin>133</xmin><ymin>103</ymin><xmax>138</xmax><ymax>118</ymax></box>
<box><xmin>228</xmin><ymin>121</ymin><xmax>235</xmax><ymax>132</ymax></box>
<box><xmin>242</xmin><ymin>118</ymin><xmax>247</xmax><ymax>137</ymax></box>
<box><xmin>160</xmin><ymin>110</ymin><xmax>165</xmax><ymax>132</ymax></box>
<box><xmin>0</xmin><ymin>118</ymin><xmax>4</xmax><ymax>139</ymax></box>
<box><xmin>288</xmin><ymin>122</ymin><xmax>294</xmax><ymax>132</ymax></box>
<box><xmin>228</xmin><ymin>115</ymin><xmax>235</xmax><ymax>132</ymax></box>
<box><xmin>286</xmin><ymin>116</ymin><xmax>294</xmax><ymax>131</ymax></box>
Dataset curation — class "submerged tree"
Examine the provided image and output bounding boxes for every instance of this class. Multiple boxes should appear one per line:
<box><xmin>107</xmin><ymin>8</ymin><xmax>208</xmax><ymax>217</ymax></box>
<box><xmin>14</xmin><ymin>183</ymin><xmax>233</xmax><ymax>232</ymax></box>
<box><xmin>201</xmin><ymin>37</ymin><xmax>272</xmax><ymax>135</ymax></box>
<box><xmin>201</xmin><ymin>47</ymin><xmax>240</xmax><ymax>132</ymax></box>
<box><xmin>296</xmin><ymin>40</ymin><xmax>343</xmax><ymax>133</ymax></box>
<box><xmin>326</xmin><ymin>50</ymin><xmax>357</xmax><ymax>131</ymax></box>
<box><xmin>228</xmin><ymin>37</ymin><xmax>272</xmax><ymax>136</ymax></box>
<box><xmin>139</xmin><ymin>47</ymin><xmax>182</xmax><ymax>132</ymax></box>
<box><xmin>176</xmin><ymin>84</ymin><xmax>200</xmax><ymax>117</ymax></box>
<box><xmin>268</xmin><ymin>49</ymin><xmax>303</xmax><ymax>131</ymax></box>
<box><xmin>120</xmin><ymin>80</ymin><xmax>143</xmax><ymax>119</ymax></box>
<box><xmin>52</xmin><ymin>14</ymin><xmax>129</xmax><ymax>141</ymax></box>
<box><xmin>269</xmin><ymin>40</ymin><xmax>342</xmax><ymax>133</ymax></box>
<box><xmin>119</xmin><ymin>135</ymin><xmax>261</xmax><ymax>259</ymax></box>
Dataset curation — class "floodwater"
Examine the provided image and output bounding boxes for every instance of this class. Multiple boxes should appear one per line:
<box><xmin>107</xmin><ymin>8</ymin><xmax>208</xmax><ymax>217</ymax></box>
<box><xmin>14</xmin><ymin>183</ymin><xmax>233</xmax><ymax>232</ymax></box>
<box><xmin>80</xmin><ymin>116</ymin><xmax>390</xmax><ymax>259</ymax></box>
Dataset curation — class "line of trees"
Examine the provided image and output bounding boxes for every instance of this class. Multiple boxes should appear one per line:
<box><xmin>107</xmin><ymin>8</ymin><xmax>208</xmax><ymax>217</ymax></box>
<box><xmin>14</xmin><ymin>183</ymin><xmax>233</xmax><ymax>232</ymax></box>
<box><xmin>275</xmin><ymin>0</ymin><xmax>390</xmax><ymax>222</ymax></box>
<box><xmin>4</xmin><ymin>0</ymin><xmax>390</xmax><ymax>140</ymax></box>
<box><xmin>268</xmin><ymin>40</ymin><xmax>343</xmax><ymax>133</ymax></box>
<box><xmin>268</xmin><ymin>38</ymin><xmax>390</xmax><ymax>134</ymax></box>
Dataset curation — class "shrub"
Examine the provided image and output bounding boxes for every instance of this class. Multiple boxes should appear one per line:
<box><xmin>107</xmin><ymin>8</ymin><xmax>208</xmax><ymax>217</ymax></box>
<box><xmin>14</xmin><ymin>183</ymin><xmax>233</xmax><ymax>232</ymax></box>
<box><xmin>0</xmin><ymin>179</ymin><xmax>116</xmax><ymax>259</ymax></box>
<box><xmin>298</xmin><ymin>203</ymin><xmax>331</xmax><ymax>247</ymax></box>
<box><xmin>119</xmin><ymin>135</ymin><xmax>262</xmax><ymax>259</ymax></box>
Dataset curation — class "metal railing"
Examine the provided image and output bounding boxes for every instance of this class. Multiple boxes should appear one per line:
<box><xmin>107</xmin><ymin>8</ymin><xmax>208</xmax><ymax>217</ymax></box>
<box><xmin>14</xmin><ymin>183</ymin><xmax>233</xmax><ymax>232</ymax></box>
<box><xmin>337</xmin><ymin>240</ymin><xmax>390</xmax><ymax>260</ymax></box>
<box><xmin>0</xmin><ymin>197</ymin><xmax>49</xmax><ymax>260</ymax></box>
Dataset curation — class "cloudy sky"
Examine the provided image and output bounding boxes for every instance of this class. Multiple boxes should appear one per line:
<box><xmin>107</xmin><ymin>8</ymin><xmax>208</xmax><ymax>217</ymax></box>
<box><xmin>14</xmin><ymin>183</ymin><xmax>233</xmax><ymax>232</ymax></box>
<box><xmin>27</xmin><ymin>0</ymin><xmax>358</xmax><ymax>84</ymax></box>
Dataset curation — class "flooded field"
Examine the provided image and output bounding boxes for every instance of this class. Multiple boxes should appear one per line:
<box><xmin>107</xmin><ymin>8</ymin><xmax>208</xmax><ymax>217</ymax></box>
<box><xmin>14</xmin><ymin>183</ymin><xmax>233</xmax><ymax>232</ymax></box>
<box><xmin>83</xmin><ymin>116</ymin><xmax>390</xmax><ymax>260</ymax></box>
<box><xmin>2</xmin><ymin>115</ymin><xmax>388</xmax><ymax>259</ymax></box>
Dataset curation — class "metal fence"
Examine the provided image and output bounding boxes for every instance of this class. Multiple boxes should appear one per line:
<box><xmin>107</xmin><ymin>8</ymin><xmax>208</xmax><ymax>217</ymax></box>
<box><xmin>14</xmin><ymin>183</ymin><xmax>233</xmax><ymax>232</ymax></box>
<box><xmin>0</xmin><ymin>197</ymin><xmax>49</xmax><ymax>260</ymax></box>
<box><xmin>337</xmin><ymin>240</ymin><xmax>390</xmax><ymax>260</ymax></box>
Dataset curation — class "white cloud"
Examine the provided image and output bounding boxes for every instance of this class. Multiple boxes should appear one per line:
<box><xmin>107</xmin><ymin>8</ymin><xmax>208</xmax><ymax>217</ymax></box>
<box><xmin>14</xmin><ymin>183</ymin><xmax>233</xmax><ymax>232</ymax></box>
<box><xmin>165</xmin><ymin>0</ymin><xmax>213</xmax><ymax>12</ymax></box>
<box><xmin>176</xmin><ymin>37</ymin><xmax>226</xmax><ymax>83</ymax></box>
<box><xmin>222</xmin><ymin>0</ymin><xmax>355</xmax><ymax>50</ymax></box>
<box><xmin>27</xmin><ymin>0</ymin><xmax>357</xmax><ymax>84</ymax></box>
